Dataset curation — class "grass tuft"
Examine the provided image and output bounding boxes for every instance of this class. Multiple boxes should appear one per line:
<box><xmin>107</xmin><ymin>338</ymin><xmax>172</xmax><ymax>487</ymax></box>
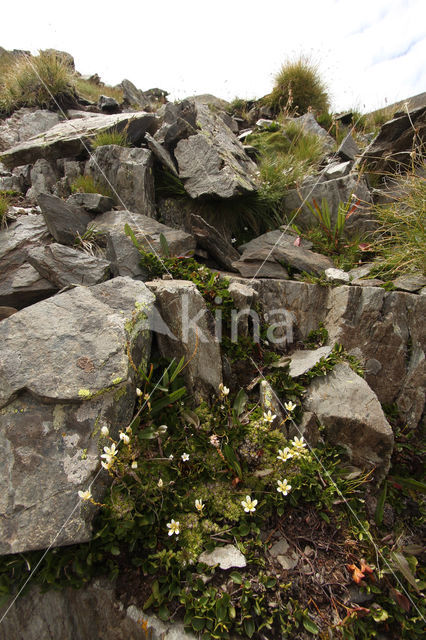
<box><xmin>70</xmin><ymin>175</ymin><xmax>112</xmax><ymax>197</ymax></box>
<box><xmin>91</xmin><ymin>128</ymin><xmax>130</xmax><ymax>149</ymax></box>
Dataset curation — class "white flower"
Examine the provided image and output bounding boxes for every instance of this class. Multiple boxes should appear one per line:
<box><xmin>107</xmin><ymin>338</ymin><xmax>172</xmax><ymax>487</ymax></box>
<box><xmin>263</xmin><ymin>410</ymin><xmax>276</xmax><ymax>424</ymax></box>
<box><xmin>101</xmin><ymin>460</ymin><xmax>113</xmax><ymax>471</ymax></box>
<box><xmin>136</xmin><ymin>387</ymin><xmax>142</xmax><ymax>396</ymax></box>
<box><xmin>131</xmin><ymin>461</ymin><xmax>138</xmax><ymax>469</ymax></box>
<box><xmin>158</xmin><ymin>478</ymin><xmax>164</xmax><ymax>488</ymax></box>
<box><xmin>167</xmin><ymin>519</ymin><xmax>180</xmax><ymax>536</ymax></box>
<box><xmin>168</xmin><ymin>454</ymin><xmax>174</xmax><ymax>460</ymax></box>
<box><xmin>181</xmin><ymin>452</ymin><xmax>190</xmax><ymax>462</ymax></box>
<box><xmin>219</xmin><ymin>383</ymin><xmax>230</xmax><ymax>396</ymax></box>
<box><xmin>78</xmin><ymin>489</ymin><xmax>92</xmax><ymax>501</ymax></box>
<box><xmin>158</xmin><ymin>425</ymin><xmax>168</xmax><ymax>435</ymax></box>
<box><xmin>100</xmin><ymin>426</ymin><xmax>109</xmax><ymax>437</ymax></box>
<box><xmin>195</xmin><ymin>499</ymin><xmax>204</xmax><ymax>512</ymax></box>
<box><xmin>277</xmin><ymin>479</ymin><xmax>292</xmax><ymax>495</ymax></box>
<box><xmin>284</xmin><ymin>401</ymin><xmax>297</xmax><ymax>412</ymax></box>
<box><xmin>101</xmin><ymin>443</ymin><xmax>118</xmax><ymax>461</ymax></box>
<box><xmin>261</xmin><ymin>380</ymin><xmax>268</xmax><ymax>388</ymax></box>
<box><xmin>119</xmin><ymin>431</ymin><xmax>130</xmax><ymax>445</ymax></box>
<box><xmin>241</xmin><ymin>495</ymin><xmax>258</xmax><ymax>513</ymax></box>
<box><xmin>292</xmin><ymin>436</ymin><xmax>306</xmax><ymax>451</ymax></box>
<box><xmin>277</xmin><ymin>447</ymin><xmax>293</xmax><ymax>462</ymax></box>
<box><xmin>209</xmin><ymin>434</ymin><xmax>220</xmax><ymax>447</ymax></box>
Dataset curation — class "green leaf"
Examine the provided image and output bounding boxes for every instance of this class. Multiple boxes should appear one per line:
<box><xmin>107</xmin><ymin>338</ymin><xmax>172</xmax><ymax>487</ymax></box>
<box><xmin>223</xmin><ymin>443</ymin><xmax>243</xmax><ymax>479</ymax></box>
<box><xmin>215</xmin><ymin>594</ymin><xmax>230</xmax><ymax>621</ymax></box>
<box><xmin>239</xmin><ymin>522</ymin><xmax>250</xmax><ymax>536</ymax></box>
<box><xmin>375</xmin><ymin>480</ymin><xmax>387</xmax><ymax>526</ymax></box>
<box><xmin>124</xmin><ymin>224</ymin><xmax>140</xmax><ymax>250</ymax></box>
<box><xmin>159</xmin><ymin>233</ymin><xmax>170</xmax><ymax>257</ymax></box>
<box><xmin>191</xmin><ymin>617</ymin><xmax>206</xmax><ymax>631</ymax></box>
<box><xmin>157</xmin><ymin>604</ymin><xmax>170</xmax><ymax>621</ymax></box>
<box><xmin>319</xmin><ymin>511</ymin><xmax>330</xmax><ymax>523</ymax></box>
<box><xmin>390</xmin><ymin>476</ymin><xmax>426</xmax><ymax>493</ymax></box>
<box><xmin>302</xmin><ymin>616</ymin><xmax>319</xmax><ymax>635</ymax></box>
<box><xmin>109</xmin><ymin>546</ymin><xmax>120</xmax><ymax>556</ymax></box>
<box><xmin>391</xmin><ymin>552</ymin><xmax>421</xmax><ymax>593</ymax></box>
<box><xmin>230</xmin><ymin>571</ymin><xmax>243</xmax><ymax>584</ymax></box>
<box><xmin>170</xmin><ymin>356</ymin><xmax>186</xmax><ymax>382</ymax></box>
<box><xmin>138</xmin><ymin>427</ymin><xmax>158</xmax><ymax>440</ymax></box>
<box><xmin>150</xmin><ymin>387</ymin><xmax>186</xmax><ymax>414</ymax></box>
<box><xmin>233</xmin><ymin>389</ymin><xmax>248</xmax><ymax>417</ymax></box>
<box><xmin>243</xmin><ymin>618</ymin><xmax>255</xmax><ymax>638</ymax></box>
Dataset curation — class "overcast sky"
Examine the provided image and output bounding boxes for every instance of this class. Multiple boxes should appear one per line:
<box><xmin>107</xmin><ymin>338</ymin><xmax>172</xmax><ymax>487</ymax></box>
<box><xmin>3</xmin><ymin>0</ymin><xmax>425</xmax><ymax>113</ymax></box>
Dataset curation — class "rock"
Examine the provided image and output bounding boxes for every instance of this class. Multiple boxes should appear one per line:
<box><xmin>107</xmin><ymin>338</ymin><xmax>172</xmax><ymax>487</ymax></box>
<box><xmin>67</xmin><ymin>192</ymin><xmax>114</xmax><ymax>213</ymax></box>
<box><xmin>283</xmin><ymin>173</ymin><xmax>373</xmax><ymax>236</ymax></box>
<box><xmin>173</xmin><ymin>101</ymin><xmax>259</xmax><ymax>199</ymax></box>
<box><xmin>351</xmin><ymin>278</ymin><xmax>383</xmax><ymax>287</ymax></box>
<box><xmin>287</xmin><ymin>411</ymin><xmax>320</xmax><ymax>446</ymax></box>
<box><xmin>37</xmin><ymin>193</ymin><xmax>94</xmax><ymax>245</ymax></box>
<box><xmin>304</xmin><ymin>363</ymin><xmax>394</xmax><ymax>477</ymax></box>
<box><xmin>0</xmin><ymin>277</ymin><xmax>154</xmax><ymax>553</ymax></box>
<box><xmin>88</xmin><ymin>145</ymin><xmax>155</xmax><ymax>216</ymax></box>
<box><xmin>0</xmin><ymin>214</ymin><xmax>50</xmax><ymax>277</ymax></box>
<box><xmin>90</xmin><ymin>209</ymin><xmax>196</xmax><ymax>279</ymax></box>
<box><xmin>190</xmin><ymin>214</ymin><xmax>240</xmax><ymax>270</ymax></box>
<box><xmin>292</xmin><ymin>113</ymin><xmax>335</xmax><ymax>150</ymax></box>
<box><xmin>145</xmin><ymin>131</ymin><xmax>179</xmax><ymax>175</ymax></box>
<box><xmin>98</xmin><ymin>95</ymin><xmax>120</xmax><ymax>113</ymax></box>
<box><xmin>146</xmin><ymin>280</ymin><xmax>222</xmax><ymax>400</ymax></box>
<box><xmin>27</xmin><ymin>243</ymin><xmax>110</xmax><ymax>288</ymax></box>
<box><xmin>127</xmin><ymin>609</ymin><xmax>195</xmax><ymax>640</ymax></box>
<box><xmin>0</xmin><ymin>306</ymin><xmax>18</xmax><ymax>321</ymax></box>
<box><xmin>198</xmin><ymin>544</ymin><xmax>246</xmax><ymax>570</ymax></box>
<box><xmin>348</xmin><ymin>263</ymin><xmax>373</xmax><ymax>280</ymax></box>
<box><xmin>392</xmin><ymin>274</ymin><xmax>426</xmax><ymax>292</ymax></box>
<box><xmin>288</xmin><ymin>346</ymin><xmax>333</xmax><ymax>377</ymax></box>
<box><xmin>26</xmin><ymin>158</ymin><xmax>58</xmax><ymax>201</ymax></box>
<box><xmin>0</xmin><ymin>263</ymin><xmax>58</xmax><ymax>308</ymax></box>
<box><xmin>0</xmin><ymin>108</ymin><xmax>61</xmax><ymax>152</ymax></box>
<box><xmin>256</xmin><ymin>118</ymin><xmax>279</xmax><ymax>129</ymax></box>
<box><xmin>239</xmin><ymin>229</ymin><xmax>313</xmax><ymax>253</ymax></box>
<box><xmin>154</xmin><ymin>100</ymin><xmax>197</xmax><ymax>150</ymax></box>
<box><xmin>337</xmin><ymin>133</ymin><xmax>360</xmax><ymax>162</ymax></box>
<box><xmin>323</xmin><ymin>161</ymin><xmax>352</xmax><ymax>179</ymax></box>
<box><xmin>325</xmin><ymin>267</ymin><xmax>350</xmax><ymax>284</ymax></box>
<box><xmin>360</xmin><ymin>105</ymin><xmax>426</xmax><ymax>173</ymax></box>
<box><xmin>232</xmin><ymin>253</ymin><xmax>290</xmax><ymax>279</ymax></box>
<box><xmin>236</xmin><ymin>243</ymin><xmax>334</xmax><ymax>277</ymax></box>
<box><xmin>0</xmin><ymin>112</ymin><xmax>158</xmax><ymax>168</ymax></box>
<box><xmin>269</xmin><ymin>538</ymin><xmax>299</xmax><ymax>570</ymax></box>
<box><xmin>119</xmin><ymin>79</ymin><xmax>167</xmax><ymax>111</ymax></box>
<box><xmin>0</xmin><ymin>578</ymin><xmax>149</xmax><ymax>640</ymax></box>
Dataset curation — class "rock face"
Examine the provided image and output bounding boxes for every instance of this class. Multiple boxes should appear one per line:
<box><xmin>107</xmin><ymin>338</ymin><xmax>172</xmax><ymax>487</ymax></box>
<box><xmin>90</xmin><ymin>209</ymin><xmax>196</xmax><ymax>279</ymax></box>
<box><xmin>0</xmin><ymin>112</ymin><xmax>158</xmax><ymax>168</ymax></box>
<box><xmin>169</xmin><ymin>101</ymin><xmax>259</xmax><ymax>198</ymax></box>
<box><xmin>89</xmin><ymin>145</ymin><xmax>155</xmax><ymax>216</ymax></box>
<box><xmin>304</xmin><ymin>363</ymin><xmax>394</xmax><ymax>477</ymax></box>
<box><xmin>146</xmin><ymin>280</ymin><xmax>222</xmax><ymax>399</ymax></box>
<box><xmin>256</xmin><ymin>280</ymin><xmax>425</xmax><ymax>428</ymax></box>
<box><xmin>0</xmin><ymin>277</ymin><xmax>155</xmax><ymax>554</ymax></box>
<box><xmin>27</xmin><ymin>243</ymin><xmax>110</xmax><ymax>287</ymax></box>
<box><xmin>37</xmin><ymin>192</ymin><xmax>94</xmax><ymax>245</ymax></box>
<box><xmin>0</xmin><ymin>108</ymin><xmax>61</xmax><ymax>152</ymax></box>
<box><xmin>360</xmin><ymin>105</ymin><xmax>426</xmax><ymax>173</ymax></box>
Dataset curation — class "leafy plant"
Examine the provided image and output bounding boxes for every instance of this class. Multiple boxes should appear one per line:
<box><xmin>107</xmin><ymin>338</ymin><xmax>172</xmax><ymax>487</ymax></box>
<box><xmin>265</xmin><ymin>55</ymin><xmax>330</xmax><ymax>116</ymax></box>
<box><xmin>70</xmin><ymin>174</ymin><xmax>112</xmax><ymax>197</ymax></box>
<box><xmin>304</xmin><ymin>196</ymin><xmax>361</xmax><ymax>254</ymax></box>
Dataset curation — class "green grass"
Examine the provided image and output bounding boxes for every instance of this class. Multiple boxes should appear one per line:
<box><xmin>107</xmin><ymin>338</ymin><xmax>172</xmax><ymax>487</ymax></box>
<box><xmin>74</xmin><ymin>77</ymin><xmax>123</xmax><ymax>104</ymax></box>
<box><xmin>0</xmin><ymin>51</ymin><xmax>75</xmax><ymax>115</ymax></box>
<box><xmin>70</xmin><ymin>175</ymin><xmax>112</xmax><ymax>197</ymax></box>
<box><xmin>369</xmin><ymin>169</ymin><xmax>426</xmax><ymax>279</ymax></box>
<box><xmin>0</xmin><ymin>192</ymin><xmax>9</xmax><ymax>227</ymax></box>
<box><xmin>265</xmin><ymin>55</ymin><xmax>330</xmax><ymax>116</ymax></box>
<box><xmin>91</xmin><ymin>128</ymin><xmax>130</xmax><ymax>149</ymax></box>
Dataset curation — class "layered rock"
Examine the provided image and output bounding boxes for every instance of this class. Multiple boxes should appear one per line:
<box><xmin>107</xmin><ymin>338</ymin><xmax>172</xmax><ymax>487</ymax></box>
<box><xmin>0</xmin><ymin>277</ymin><xmax>154</xmax><ymax>554</ymax></box>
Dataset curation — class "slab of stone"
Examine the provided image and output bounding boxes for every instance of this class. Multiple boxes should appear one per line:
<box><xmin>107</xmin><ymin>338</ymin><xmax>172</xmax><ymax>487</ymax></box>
<box><xmin>26</xmin><ymin>158</ymin><xmax>58</xmax><ymax>201</ymax></box>
<box><xmin>304</xmin><ymin>363</ymin><xmax>394</xmax><ymax>478</ymax></box>
<box><xmin>288</xmin><ymin>346</ymin><xmax>333</xmax><ymax>377</ymax></box>
<box><xmin>0</xmin><ymin>263</ymin><xmax>57</xmax><ymax>308</ymax></box>
<box><xmin>351</xmin><ymin>278</ymin><xmax>384</xmax><ymax>287</ymax></box>
<box><xmin>0</xmin><ymin>277</ymin><xmax>155</xmax><ymax>553</ymax></box>
<box><xmin>88</xmin><ymin>145</ymin><xmax>155</xmax><ymax>216</ymax></box>
<box><xmin>0</xmin><ymin>214</ymin><xmax>50</xmax><ymax>278</ymax></box>
<box><xmin>236</xmin><ymin>243</ymin><xmax>333</xmax><ymax>277</ymax></box>
<box><xmin>198</xmin><ymin>544</ymin><xmax>246</xmax><ymax>570</ymax></box>
<box><xmin>324</xmin><ymin>161</ymin><xmax>351</xmax><ymax>179</ymax></box>
<box><xmin>146</xmin><ymin>280</ymin><xmax>222</xmax><ymax>400</ymax></box>
<box><xmin>27</xmin><ymin>243</ymin><xmax>110</xmax><ymax>288</ymax></box>
<box><xmin>337</xmin><ymin>133</ymin><xmax>360</xmax><ymax>161</ymax></box>
<box><xmin>191</xmin><ymin>213</ymin><xmax>240</xmax><ymax>270</ymax></box>
<box><xmin>67</xmin><ymin>192</ymin><xmax>114</xmax><ymax>213</ymax></box>
<box><xmin>392</xmin><ymin>274</ymin><xmax>426</xmax><ymax>292</ymax></box>
<box><xmin>239</xmin><ymin>229</ymin><xmax>313</xmax><ymax>253</ymax></box>
<box><xmin>0</xmin><ymin>108</ymin><xmax>61</xmax><ymax>152</ymax></box>
<box><xmin>91</xmin><ymin>210</ymin><xmax>196</xmax><ymax>279</ymax></box>
<box><xmin>37</xmin><ymin>192</ymin><xmax>94</xmax><ymax>245</ymax></box>
<box><xmin>0</xmin><ymin>111</ymin><xmax>158</xmax><ymax>168</ymax></box>
<box><xmin>325</xmin><ymin>268</ymin><xmax>350</xmax><ymax>283</ymax></box>
<box><xmin>232</xmin><ymin>255</ymin><xmax>289</xmax><ymax>279</ymax></box>
<box><xmin>348</xmin><ymin>263</ymin><xmax>373</xmax><ymax>280</ymax></box>
<box><xmin>145</xmin><ymin>131</ymin><xmax>179</xmax><ymax>175</ymax></box>
<box><xmin>174</xmin><ymin>101</ymin><xmax>258</xmax><ymax>198</ymax></box>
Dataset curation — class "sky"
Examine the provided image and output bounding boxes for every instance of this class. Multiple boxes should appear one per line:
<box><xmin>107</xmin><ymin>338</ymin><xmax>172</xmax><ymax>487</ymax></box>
<box><xmin>3</xmin><ymin>0</ymin><xmax>425</xmax><ymax>113</ymax></box>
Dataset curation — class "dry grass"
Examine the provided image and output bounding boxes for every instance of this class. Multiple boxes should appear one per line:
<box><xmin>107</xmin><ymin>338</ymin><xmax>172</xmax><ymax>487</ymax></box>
<box><xmin>74</xmin><ymin>77</ymin><xmax>123</xmax><ymax>104</ymax></box>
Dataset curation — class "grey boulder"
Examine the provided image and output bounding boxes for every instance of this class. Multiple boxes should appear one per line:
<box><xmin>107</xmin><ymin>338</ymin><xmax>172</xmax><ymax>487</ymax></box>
<box><xmin>0</xmin><ymin>277</ymin><xmax>155</xmax><ymax>554</ymax></box>
<box><xmin>37</xmin><ymin>192</ymin><xmax>94</xmax><ymax>245</ymax></box>
<box><xmin>27</xmin><ymin>243</ymin><xmax>110</xmax><ymax>288</ymax></box>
